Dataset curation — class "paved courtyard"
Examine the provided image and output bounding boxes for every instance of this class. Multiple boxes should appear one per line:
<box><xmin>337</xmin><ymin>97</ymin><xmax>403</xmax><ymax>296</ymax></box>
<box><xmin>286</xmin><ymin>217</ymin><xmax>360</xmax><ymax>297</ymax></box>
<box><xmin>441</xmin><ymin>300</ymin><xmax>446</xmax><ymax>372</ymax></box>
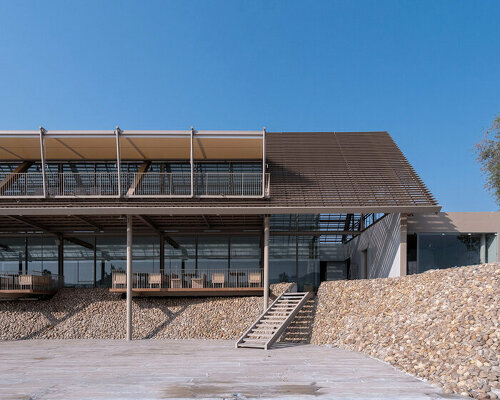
<box><xmin>0</xmin><ymin>340</ymin><xmax>462</xmax><ymax>400</ymax></box>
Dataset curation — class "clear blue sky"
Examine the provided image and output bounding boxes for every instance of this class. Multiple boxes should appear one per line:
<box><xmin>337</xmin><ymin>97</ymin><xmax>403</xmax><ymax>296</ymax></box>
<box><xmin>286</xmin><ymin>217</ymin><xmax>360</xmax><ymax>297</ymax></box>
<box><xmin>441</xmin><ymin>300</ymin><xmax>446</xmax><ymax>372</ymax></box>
<box><xmin>0</xmin><ymin>0</ymin><xmax>499</xmax><ymax>211</ymax></box>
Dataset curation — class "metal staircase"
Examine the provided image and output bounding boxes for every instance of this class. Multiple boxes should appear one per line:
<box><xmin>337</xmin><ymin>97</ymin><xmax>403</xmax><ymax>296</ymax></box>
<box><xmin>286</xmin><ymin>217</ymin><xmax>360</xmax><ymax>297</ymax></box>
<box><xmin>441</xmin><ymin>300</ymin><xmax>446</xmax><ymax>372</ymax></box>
<box><xmin>236</xmin><ymin>292</ymin><xmax>313</xmax><ymax>350</ymax></box>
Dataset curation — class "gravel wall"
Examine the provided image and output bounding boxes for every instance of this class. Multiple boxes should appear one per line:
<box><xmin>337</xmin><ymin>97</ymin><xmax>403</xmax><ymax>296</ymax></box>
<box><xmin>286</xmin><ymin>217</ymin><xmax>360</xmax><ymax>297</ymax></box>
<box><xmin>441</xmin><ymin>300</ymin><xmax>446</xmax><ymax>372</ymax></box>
<box><xmin>311</xmin><ymin>263</ymin><xmax>500</xmax><ymax>400</ymax></box>
<box><xmin>0</xmin><ymin>282</ymin><xmax>294</xmax><ymax>341</ymax></box>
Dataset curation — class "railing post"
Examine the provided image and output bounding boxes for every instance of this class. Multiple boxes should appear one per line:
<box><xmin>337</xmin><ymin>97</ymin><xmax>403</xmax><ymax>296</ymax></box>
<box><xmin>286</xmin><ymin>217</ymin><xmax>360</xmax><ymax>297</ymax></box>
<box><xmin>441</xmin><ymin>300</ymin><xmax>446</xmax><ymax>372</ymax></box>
<box><xmin>39</xmin><ymin>127</ymin><xmax>47</xmax><ymax>198</ymax></box>
<box><xmin>263</xmin><ymin>214</ymin><xmax>270</xmax><ymax>310</ymax></box>
<box><xmin>190</xmin><ymin>127</ymin><xmax>194</xmax><ymax>197</ymax></box>
<box><xmin>115</xmin><ymin>127</ymin><xmax>122</xmax><ymax>197</ymax></box>
<box><xmin>126</xmin><ymin>215</ymin><xmax>133</xmax><ymax>340</ymax></box>
<box><xmin>262</xmin><ymin>127</ymin><xmax>266</xmax><ymax>198</ymax></box>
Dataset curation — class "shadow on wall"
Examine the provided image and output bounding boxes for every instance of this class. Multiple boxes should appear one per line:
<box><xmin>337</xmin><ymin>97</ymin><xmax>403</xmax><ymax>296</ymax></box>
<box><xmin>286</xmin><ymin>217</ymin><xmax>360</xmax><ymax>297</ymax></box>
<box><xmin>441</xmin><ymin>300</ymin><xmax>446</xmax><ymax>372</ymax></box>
<box><xmin>345</xmin><ymin>214</ymin><xmax>401</xmax><ymax>278</ymax></box>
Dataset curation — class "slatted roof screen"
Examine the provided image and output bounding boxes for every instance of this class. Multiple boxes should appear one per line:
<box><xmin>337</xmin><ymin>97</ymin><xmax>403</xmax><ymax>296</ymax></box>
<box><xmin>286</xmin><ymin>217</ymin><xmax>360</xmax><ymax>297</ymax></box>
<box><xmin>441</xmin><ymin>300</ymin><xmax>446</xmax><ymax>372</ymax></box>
<box><xmin>265</xmin><ymin>131</ymin><xmax>437</xmax><ymax>209</ymax></box>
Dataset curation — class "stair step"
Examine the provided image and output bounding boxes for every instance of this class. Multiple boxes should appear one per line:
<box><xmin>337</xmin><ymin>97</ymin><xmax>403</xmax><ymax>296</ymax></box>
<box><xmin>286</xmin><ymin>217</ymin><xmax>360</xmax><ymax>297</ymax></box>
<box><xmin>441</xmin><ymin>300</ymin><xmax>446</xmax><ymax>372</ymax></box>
<box><xmin>237</xmin><ymin>343</ymin><xmax>266</xmax><ymax>349</ymax></box>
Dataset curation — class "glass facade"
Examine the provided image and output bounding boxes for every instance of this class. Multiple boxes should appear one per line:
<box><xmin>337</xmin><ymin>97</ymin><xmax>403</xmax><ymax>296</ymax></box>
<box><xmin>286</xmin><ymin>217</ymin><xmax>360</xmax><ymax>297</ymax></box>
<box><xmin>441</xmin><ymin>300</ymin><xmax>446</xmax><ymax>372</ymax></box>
<box><xmin>0</xmin><ymin>237</ymin><xmax>25</xmax><ymax>273</ymax></box>
<box><xmin>414</xmin><ymin>233</ymin><xmax>498</xmax><ymax>274</ymax></box>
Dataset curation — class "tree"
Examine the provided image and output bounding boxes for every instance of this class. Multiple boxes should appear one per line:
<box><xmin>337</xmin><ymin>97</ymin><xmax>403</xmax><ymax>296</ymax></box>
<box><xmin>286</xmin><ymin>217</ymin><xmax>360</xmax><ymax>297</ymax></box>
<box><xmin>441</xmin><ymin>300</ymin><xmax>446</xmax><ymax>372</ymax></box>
<box><xmin>475</xmin><ymin>114</ymin><xmax>500</xmax><ymax>207</ymax></box>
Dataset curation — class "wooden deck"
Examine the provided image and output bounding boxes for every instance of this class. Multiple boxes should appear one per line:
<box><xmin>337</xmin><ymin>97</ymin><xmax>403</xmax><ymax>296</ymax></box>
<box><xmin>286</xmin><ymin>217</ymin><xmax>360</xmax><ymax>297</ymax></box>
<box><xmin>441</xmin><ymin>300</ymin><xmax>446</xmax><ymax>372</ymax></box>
<box><xmin>0</xmin><ymin>289</ymin><xmax>58</xmax><ymax>299</ymax></box>
<box><xmin>109</xmin><ymin>287</ymin><xmax>264</xmax><ymax>297</ymax></box>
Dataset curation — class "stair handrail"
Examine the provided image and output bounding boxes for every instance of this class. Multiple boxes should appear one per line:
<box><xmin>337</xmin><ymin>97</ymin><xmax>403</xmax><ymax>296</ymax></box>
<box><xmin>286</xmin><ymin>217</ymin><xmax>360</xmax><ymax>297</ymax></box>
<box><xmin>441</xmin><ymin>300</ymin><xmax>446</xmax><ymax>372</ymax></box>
<box><xmin>235</xmin><ymin>291</ymin><xmax>287</xmax><ymax>348</ymax></box>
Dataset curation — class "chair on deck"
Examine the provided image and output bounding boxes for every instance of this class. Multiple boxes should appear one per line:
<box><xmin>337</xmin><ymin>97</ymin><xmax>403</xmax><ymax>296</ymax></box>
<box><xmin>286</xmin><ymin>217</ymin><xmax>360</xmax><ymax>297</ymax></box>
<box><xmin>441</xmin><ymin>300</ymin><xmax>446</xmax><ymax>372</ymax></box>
<box><xmin>148</xmin><ymin>273</ymin><xmax>167</xmax><ymax>288</ymax></box>
<box><xmin>211</xmin><ymin>272</ymin><xmax>225</xmax><ymax>288</ymax></box>
<box><xmin>248</xmin><ymin>272</ymin><xmax>262</xmax><ymax>287</ymax></box>
<box><xmin>169</xmin><ymin>273</ymin><xmax>182</xmax><ymax>288</ymax></box>
<box><xmin>112</xmin><ymin>272</ymin><xmax>137</xmax><ymax>288</ymax></box>
<box><xmin>191</xmin><ymin>274</ymin><xmax>206</xmax><ymax>288</ymax></box>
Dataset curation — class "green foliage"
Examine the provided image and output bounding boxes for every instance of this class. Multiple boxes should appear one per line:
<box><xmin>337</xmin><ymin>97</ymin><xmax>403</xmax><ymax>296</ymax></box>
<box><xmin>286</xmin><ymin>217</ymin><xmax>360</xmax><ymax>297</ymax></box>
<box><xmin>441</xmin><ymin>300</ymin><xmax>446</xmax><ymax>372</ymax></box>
<box><xmin>475</xmin><ymin>114</ymin><xmax>500</xmax><ymax>207</ymax></box>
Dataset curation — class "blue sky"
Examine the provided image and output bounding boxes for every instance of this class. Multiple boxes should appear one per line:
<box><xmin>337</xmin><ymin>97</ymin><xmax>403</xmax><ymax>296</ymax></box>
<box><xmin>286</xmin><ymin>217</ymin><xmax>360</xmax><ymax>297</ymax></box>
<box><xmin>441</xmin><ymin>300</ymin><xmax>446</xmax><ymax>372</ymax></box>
<box><xmin>0</xmin><ymin>0</ymin><xmax>499</xmax><ymax>211</ymax></box>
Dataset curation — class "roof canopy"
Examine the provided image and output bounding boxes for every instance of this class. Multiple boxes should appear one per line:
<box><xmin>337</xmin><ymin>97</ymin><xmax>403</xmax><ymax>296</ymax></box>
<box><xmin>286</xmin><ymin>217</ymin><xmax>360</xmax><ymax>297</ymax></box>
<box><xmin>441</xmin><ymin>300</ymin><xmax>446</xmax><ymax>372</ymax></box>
<box><xmin>0</xmin><ymin>130</ymin><xmax>264</xmax><ymax>161</ymax></box>
<box><xmin>0</xmin><ymin>131</ymin><xmax>440</xmax><ymax>214</ymax></box>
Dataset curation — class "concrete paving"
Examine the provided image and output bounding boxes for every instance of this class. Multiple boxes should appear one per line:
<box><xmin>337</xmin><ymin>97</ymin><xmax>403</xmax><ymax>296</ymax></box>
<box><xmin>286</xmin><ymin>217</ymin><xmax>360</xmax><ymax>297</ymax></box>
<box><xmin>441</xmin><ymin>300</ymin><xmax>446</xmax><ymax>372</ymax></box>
<box><xmin>0</xmin><ymin>339</ymin><xmax>463</xmax><ymax>400</ymax></box>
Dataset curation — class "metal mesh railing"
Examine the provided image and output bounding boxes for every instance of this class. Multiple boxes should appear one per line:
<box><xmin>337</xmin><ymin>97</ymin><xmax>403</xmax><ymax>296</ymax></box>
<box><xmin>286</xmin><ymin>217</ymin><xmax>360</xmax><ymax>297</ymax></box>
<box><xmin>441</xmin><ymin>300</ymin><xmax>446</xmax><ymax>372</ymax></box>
<box><xmin>0</xmin><ymin>172</ymin><xmax>270</xmax><ymax>198</ymax></box>
<box><xmin>111</xmin><ymin>268</ymin><xmax>264</xmax><ymax>290</ymax></box>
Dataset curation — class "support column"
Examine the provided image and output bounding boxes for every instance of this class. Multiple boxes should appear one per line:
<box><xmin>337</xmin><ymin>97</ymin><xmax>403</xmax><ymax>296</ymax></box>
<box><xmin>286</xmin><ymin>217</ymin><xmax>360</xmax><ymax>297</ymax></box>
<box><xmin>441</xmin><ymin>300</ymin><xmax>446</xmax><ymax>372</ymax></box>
<box><xmin>263</xmin><ymin>215</ymin><xmax>270</xmax><ymax>310</ymax></box>
<box><xmin>400</xmin><ymin>214</ymin><xmax>408</xmax><ymax>276</ymax></box>
<box><xmin>115</xmin><ymin>127</ymin><xmax>122</xmax><ymax>198</ymax></box>
<box><xmin>126</xmin><ymin>215</ymin><xmax>133</xmax><ymax>340</ymax></box>
<box><xmin>190</xmin><ymin>127</ymin><xmax>194</xmax><ymax>197</ymax></box>
<box><xmin>39</xmin><ymin>127</ymin><xmax>47</xmax><ymax>198</ymax></box>
<box><xmin>262</xmin><ymin>127</ymin><xmax>266</xmax><ymax>197</ymax></box>
<box><xmin>480</xmin><ymin>233</ymin><xmax>486</xmax><ymax>264</ymax></box>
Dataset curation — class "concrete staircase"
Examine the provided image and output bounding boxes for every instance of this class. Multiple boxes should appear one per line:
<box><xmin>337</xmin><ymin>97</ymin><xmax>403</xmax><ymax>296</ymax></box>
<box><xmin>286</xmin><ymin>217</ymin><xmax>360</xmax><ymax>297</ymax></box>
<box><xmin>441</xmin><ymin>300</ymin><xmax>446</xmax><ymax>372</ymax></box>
<box><xmin>236</xmin><ymin>292</ymin><xmax>313</xmax><ymax>350</ymax></box>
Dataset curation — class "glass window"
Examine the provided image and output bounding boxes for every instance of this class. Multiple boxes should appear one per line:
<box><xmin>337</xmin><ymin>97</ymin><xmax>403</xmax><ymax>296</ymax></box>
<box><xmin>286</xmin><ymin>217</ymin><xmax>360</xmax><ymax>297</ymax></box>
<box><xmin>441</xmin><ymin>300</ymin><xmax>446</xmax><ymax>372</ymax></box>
<box><xmin>27</xmin><ymin>237</ymin><xmax>58</xmax><ymax>275</ymax></box>
<box><xmin>164</xmin><ymin>236</ymin><xmax>196</xmax><ymax>273</ymax></box>
<box><xmin>96</xmin><ymin>236</ymin><xmax>126</xmax><ymax>287</ymax></box>
<box><xmin>417</xmin><ymin>233</ymin><xmax>488</xmax><ymax>273</ymax></box>
<box><xmin>0</xmin><ymin>237</ymin><xmax>25</xmax><ymax>273</ymax></box>
<box><xmin>63</xmin><ymin>237</ymin><xmax>94</xmax><ymax>287</ymax></box>
<box><xmin>297</xmin><ymin>236</ymin><xmax>319</xmax><ymax>291</ymax></box>
<box><xmin>197</xmin><ymin>236</ymin><xmax>229</xmax><ymax>271</ymax></box>
<box><xmin>133</xmin><ymin>236</ymin><xmax>160</xmax><ymax>273</ymax></box>
<box><xmin>230</xmin><ymin>236</ymin><xmax>261</xmax><ymax>270</ymax></box>
<box><xmin>269</xmin><ymin>236</ymin><xmax>296</xmax><ymax>284</ymax></box>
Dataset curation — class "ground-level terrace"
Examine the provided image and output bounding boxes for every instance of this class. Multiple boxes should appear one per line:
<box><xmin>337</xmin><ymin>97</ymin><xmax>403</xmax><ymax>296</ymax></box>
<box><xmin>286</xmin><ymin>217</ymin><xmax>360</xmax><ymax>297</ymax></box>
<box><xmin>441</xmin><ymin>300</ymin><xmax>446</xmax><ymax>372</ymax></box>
<box><xmin>0</xmin><ymin>339</ymin><xmax>464</xmax><ymax>400</ymax></box>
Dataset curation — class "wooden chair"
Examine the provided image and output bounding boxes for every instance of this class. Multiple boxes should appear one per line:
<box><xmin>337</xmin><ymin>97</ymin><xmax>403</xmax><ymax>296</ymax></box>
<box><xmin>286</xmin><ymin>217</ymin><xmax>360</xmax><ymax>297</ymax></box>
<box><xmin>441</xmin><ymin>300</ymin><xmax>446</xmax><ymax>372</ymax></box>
<box><xmin>191</xmin><ymin>274</ymin><xmax>206</xmax><ymax>288</ymax></box>
<box><xmin>148</xmin><ymin>273</ymin><xmax>167</xmax><ymax>288</ymax></box>
<box><xmin>170</xmin><ymin>273</ymin><xmax>182</xmax><ymax>288</ymax></box>
<box><xmin>211</xmin><ymin>272</ymin><xmax>225</xmax><ymax>288</ymax></box>
<box><xmin>248</xmin><ymin>272</ymin><xmax>262</xmax><ymax>287</ymax></box>
<box><xmin>113</xmin><ymin>272</ymin><xmax>127</xmax><ymax>289</ymax></box>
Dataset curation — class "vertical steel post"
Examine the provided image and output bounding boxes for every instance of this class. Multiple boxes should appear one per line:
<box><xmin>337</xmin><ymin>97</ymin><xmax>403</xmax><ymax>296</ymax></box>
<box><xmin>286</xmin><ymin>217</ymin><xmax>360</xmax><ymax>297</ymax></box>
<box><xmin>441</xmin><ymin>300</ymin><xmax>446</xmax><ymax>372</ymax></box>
<box><xmin>262</xmin><ymin>127</ymin><xmax>266</xmax><ymax>197</ymax></box>
<box><xmin>126</xmin><ymin>215</ymin><xmax>133</xmax><ymax>340</ymax></box>
<box><xmin>480</xmin><ymin>233</ymin><xmax>486</xmax><ymax>263</ymax></box>
<box><xmin>400</xmin><ymin>214</ymin><xmax>408</xmax><ymax>276</ymax></box>
<box><xmin>115</xmin><ymin>127</ymin><xmax>122</xmax><ymax>197</ymax></box>
<box><xmin>263</xmin><ymin>215</ymin><xmax>270</xmax><ymax>310</ymax></box>
<box><xmin>190</xmin><ymin>127</ymin><xmax>194</xmax><ymax>197</ymax></box>
<box><xmin>39</xmin><ymin>127</ymin><xmax>47</xmax><ymax>198</ymax></box>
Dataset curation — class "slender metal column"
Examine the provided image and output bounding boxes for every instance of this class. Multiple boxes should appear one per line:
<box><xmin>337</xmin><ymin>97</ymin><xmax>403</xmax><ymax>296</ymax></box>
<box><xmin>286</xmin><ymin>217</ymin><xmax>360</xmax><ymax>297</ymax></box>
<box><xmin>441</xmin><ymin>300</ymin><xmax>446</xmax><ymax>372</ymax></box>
<box><xmin>126</xmin><ymin>215</ymin><xmax>133</xmax><ymax>340</ymax></box>
<box><xmin>262</xmin><ymin>127</ymin><xmax>266</xmax><ymax>198</ymax></box>
<box><xmin>480</xmin><ymin>233</ymin><xmax>486</xmax><ymax>263</ymax></box>
<box><xmin>190</xmin><ymin>127</ymin><xmax>194</xmax><ymax>197</ymax></box>
<box><xmin>115</xmin><ymin>127</ymin><xmax>122</xmax><ymax>197</ymax></box>
<box><xmin>263</xmin><ymin>215</ymin><xmax>270</xmax><ymax>310</ymax></box>
<box><xmin>39</xmin><ymin>127</ymin><xmax>47</xmax><ymax>198</ymax></box>
<box><xmin>400</xmin><ymin>214</ymin><xmax>408</xmax><ymax>276</ymax></box>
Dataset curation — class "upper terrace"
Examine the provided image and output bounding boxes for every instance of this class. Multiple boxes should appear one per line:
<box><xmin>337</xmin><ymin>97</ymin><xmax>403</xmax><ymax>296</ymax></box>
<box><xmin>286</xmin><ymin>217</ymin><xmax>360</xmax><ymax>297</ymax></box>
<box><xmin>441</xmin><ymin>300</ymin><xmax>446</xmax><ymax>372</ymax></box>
<box><xmin>0</xmin><ymin>128</ymin><xmax>268</xmax><ymax>199</ymax></box>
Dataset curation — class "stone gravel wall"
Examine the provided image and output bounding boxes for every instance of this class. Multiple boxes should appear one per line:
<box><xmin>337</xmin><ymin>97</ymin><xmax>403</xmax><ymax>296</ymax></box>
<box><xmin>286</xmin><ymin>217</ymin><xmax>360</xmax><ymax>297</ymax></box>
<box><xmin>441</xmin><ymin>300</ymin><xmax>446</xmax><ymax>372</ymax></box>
<box><xmin>0</xmin><ymin>282</ymin><xmax>294</xmax><ymax>341</ymax></box>
<box><xmin>311</xmin><ymin>263</ymin><xmax>500</xmax><ymax>400</ymax></box>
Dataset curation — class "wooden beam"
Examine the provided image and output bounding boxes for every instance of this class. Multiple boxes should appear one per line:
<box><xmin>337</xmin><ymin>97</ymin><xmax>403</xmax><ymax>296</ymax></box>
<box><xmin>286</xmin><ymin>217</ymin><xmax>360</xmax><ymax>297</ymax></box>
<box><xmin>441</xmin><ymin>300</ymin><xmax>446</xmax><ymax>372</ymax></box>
<box><xmin>201</xmin><ymin>215</ymin><xmax>211</xmax><ymax>229</ymax></box>
<box><xmin>74</xmin><ymin>215</ymin><xmax>102</xmax><ymax>231</ymax></box>
<box><xmin>7</xmin><ymin>215</ymin><xmax>53</xmax><ymax>233</ymax></box>
<box><xmin>0</xmin><ymin>161</ymin><xmax>33</xmax><ymax>195</ymax></box>
<box><xmin>126</xmin><ymin>161</ymin><xmax>151</xmax><ymax>196</ymax></box>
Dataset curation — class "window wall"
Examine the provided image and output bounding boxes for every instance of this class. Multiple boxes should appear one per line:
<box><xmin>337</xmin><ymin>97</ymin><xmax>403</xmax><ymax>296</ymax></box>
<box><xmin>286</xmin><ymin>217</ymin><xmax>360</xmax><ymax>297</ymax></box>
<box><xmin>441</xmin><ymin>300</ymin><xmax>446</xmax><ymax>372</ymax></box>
<box><xmin>0</xmin><ymin>237</ymin><xmax>25</xmax><ymax>273</ymax></box>
<box><xmin>415</xmin><ymin>233</ymin><xmax>498</xmax><ymax>273</ymax></box>
<box><xmin>63</xmin><ymin>237</ymin><xmax>94</xmax><ymax>287</ymax></box>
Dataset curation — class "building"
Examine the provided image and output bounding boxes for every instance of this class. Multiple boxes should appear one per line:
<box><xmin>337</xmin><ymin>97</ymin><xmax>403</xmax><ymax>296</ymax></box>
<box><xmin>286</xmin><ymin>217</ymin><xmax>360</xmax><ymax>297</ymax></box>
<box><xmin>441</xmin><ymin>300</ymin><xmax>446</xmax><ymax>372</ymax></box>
<box><xmin>0</xmin><ymin>129</ymin><xmax>497</xmax><ymax>311</ymax></box>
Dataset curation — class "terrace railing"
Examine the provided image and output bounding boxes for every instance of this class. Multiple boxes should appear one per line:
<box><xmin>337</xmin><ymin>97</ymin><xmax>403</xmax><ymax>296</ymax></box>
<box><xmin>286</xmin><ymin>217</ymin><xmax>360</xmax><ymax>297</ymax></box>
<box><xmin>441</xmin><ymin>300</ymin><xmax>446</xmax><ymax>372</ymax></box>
<box><xmin>0</xmin><ymin>172</ymin><xmax>270</xmax><ymax>198</ymax></box>
<box><xmin>111</xmin><ymin>268</ymin><xmax>264</xmax><ymax>290</ymax></box>
<box><xmin>0</xmin><ymin>271</ymin><xmax>63</xmax><ymax>292</ymax></box>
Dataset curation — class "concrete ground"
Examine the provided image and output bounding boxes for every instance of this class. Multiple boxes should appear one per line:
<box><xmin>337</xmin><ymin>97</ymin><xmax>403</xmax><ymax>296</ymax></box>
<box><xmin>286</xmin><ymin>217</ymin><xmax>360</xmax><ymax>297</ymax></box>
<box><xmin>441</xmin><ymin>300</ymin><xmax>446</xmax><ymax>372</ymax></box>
<box><xmin>0</xmin><ymin>340</ymin><xmax>463</xmax><ymax>400</ymax></box>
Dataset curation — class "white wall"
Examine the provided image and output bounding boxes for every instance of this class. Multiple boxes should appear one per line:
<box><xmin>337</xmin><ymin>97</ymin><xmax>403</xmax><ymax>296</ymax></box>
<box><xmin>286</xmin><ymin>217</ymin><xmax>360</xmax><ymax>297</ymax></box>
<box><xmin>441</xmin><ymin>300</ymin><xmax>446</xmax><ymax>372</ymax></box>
<box><xmin>344</xmin><ymin>213</ymin><xmax>402</xmax><ymax>278</ymax></box>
